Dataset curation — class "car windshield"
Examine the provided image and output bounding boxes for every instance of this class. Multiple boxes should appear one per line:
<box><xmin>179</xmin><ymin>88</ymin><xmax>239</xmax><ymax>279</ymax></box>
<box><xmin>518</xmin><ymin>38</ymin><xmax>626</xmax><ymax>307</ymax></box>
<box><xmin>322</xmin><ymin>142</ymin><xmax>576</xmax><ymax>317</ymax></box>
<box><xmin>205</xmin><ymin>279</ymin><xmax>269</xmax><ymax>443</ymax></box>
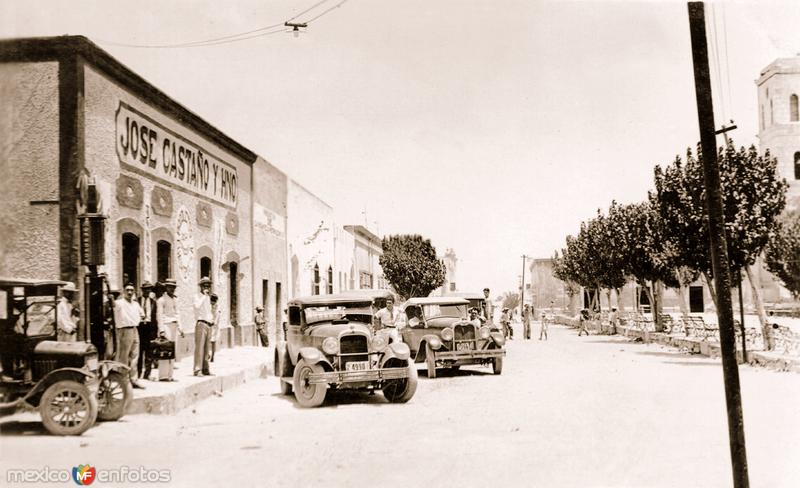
<box><xmin>20</xmin><ymin>296</ymin><xmax>56</xmax><ymax>336</ymax></box>
<box><xmin>423</xmin><ymin>304</ymin><xmax>466</xmax><ymax>319</ymax></box>
<box><xmin>303</xmin><ymin>302</ymin><xmax>373</xmax><ymax>325</ymax></box>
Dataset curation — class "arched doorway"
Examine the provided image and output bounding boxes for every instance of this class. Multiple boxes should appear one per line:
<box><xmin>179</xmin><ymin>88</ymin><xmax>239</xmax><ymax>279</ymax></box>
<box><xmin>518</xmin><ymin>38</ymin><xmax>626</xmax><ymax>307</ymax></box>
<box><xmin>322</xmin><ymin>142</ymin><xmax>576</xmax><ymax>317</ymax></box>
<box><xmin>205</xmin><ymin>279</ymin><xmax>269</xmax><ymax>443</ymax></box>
<box><xmin>121</xmin><ymin>233</ymin><xmax>140</xmax><ymax>288</ymax></box>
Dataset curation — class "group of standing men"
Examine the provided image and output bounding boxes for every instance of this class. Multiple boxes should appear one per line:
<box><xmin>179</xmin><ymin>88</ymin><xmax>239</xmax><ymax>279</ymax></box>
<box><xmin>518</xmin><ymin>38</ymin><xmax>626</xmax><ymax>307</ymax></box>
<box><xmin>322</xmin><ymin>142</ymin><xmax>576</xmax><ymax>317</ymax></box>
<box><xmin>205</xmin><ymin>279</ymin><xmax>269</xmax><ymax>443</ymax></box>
<box><xmin>55</xmin><ymin>276</ymin><xmax>225</xmax><ymax>389</ymax></box>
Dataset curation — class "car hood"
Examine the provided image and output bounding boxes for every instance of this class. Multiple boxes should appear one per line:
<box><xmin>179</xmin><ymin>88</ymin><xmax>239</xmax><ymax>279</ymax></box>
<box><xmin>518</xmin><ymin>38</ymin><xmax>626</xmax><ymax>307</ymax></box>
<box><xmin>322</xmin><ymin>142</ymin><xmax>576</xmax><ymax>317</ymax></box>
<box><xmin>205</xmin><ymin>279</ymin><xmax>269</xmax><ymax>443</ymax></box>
<box><xmin>307</xmin><ymin>322</ymin><xmax>371</xmax><ymax>338</ymax></box>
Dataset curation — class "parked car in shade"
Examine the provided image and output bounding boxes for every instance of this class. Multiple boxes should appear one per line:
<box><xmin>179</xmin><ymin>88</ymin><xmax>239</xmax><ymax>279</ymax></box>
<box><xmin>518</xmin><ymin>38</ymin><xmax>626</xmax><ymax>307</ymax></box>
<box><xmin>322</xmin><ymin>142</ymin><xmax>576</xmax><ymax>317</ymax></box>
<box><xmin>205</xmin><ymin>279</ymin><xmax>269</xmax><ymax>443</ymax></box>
<box><xmin>274</xmin><ymin>292</ymin><xmax>417</xmax><ymax>407</ymax></box>
<box><xmin>398</xmin><ymin>297</ymin><xmax>506</xmax><ymax>379</ymax></box>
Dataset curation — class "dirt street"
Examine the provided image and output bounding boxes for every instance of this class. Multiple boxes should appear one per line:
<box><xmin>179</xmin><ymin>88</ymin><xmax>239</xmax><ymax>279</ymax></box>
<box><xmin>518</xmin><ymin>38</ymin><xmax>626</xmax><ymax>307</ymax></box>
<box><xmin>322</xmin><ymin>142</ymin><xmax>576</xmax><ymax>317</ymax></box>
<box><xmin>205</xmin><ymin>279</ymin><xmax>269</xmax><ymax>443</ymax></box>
<box><xmin>2</xmin><ymin>324</ymin><xmax>799</xmax><ymax>487</ymax></box>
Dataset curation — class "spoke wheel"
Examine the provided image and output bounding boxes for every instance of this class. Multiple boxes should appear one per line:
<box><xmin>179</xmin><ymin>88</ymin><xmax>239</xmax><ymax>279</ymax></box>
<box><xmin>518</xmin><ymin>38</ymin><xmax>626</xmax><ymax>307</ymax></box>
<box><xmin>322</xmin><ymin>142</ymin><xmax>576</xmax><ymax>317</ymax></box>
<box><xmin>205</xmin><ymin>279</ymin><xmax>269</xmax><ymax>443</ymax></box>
<box><xmin>292</xmin><ymin>359</ymin><xmax>326</xmax><ymax>408</ymax></box>
<box><xmin>382</xmin><ymin>360</ymin><xmax>418</xmax><ymax>403</ymax></box>
<box><xmin>492</xmin><ymin>354</ymin><xmax>504</xmax><ymax>375</ymax></box>
<box><xmin>97</xmin><ymin>371</ymin><xmax>132</xmax><ymax>421</ymax></box>
<box><xmin>426</xmin><ymin>344</ymin><xmax>437</xmax><ymax>379</ymax></box>
<box><xmin>40</xmin><ymin>380</ymin><xmax>98</xmax><ymax>436</ymax></box>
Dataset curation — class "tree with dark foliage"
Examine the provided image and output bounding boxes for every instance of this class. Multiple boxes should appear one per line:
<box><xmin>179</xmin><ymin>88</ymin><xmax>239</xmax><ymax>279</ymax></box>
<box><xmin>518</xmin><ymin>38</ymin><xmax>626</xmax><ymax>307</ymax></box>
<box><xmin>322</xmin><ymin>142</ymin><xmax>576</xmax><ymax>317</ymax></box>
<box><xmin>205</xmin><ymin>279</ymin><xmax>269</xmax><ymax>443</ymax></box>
<box><xmin>380</xmin><ymin>234</ymin><xmax>446</xmax><ymax>300</ymax></box>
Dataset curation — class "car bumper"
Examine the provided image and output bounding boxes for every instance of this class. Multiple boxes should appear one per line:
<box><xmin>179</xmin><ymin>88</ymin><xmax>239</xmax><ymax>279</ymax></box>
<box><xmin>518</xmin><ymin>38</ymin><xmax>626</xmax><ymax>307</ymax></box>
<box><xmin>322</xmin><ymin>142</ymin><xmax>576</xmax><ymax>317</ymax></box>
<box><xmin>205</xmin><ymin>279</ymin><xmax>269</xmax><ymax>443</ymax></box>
<box><xmin>434</xmin><ymin>348</ymin><xmax>505</xmax><ymax>362</ymax></box>
<box><xmin>307</xmin><ymin>366</ymin><xmax>410</xmax><ymax>385</ymax></box>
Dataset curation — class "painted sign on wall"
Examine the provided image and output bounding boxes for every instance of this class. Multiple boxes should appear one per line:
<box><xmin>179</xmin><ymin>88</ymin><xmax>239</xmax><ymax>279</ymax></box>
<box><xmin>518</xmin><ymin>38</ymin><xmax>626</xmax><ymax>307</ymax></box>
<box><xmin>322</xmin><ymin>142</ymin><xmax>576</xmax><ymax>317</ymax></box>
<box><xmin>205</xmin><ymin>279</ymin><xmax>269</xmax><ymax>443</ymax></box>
<box><xmin>115</xmin><ymin>102</ymin><xmax>238</xmax><ymax>207</ymax></box>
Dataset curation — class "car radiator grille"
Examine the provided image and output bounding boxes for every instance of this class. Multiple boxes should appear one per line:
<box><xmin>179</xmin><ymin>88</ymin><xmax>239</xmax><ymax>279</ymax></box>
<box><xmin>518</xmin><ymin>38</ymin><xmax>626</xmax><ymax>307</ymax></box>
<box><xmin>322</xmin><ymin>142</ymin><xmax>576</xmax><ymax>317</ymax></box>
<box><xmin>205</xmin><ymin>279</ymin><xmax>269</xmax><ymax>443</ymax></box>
<box><xmin>339</xmin><ymin>335</ymin><xmax>369</xmax><ymax>367</ymax></box>
<box><xmin>33</xmin><ymin>359</ymin><xmax>58</xmax><ymax>379</ymax></box>
<box><xmin>454</xmin><ymin>324</ymin><xmax>476</xmax><ymax>341</ymax></box>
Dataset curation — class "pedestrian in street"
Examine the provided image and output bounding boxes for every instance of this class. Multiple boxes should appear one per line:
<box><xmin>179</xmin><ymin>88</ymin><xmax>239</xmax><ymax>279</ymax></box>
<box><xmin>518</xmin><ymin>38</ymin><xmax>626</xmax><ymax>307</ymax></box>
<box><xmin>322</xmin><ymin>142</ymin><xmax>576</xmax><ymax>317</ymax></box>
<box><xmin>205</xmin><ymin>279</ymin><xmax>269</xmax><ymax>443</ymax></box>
<box><xmin>137</xmin><ymin>281</ymin><xmax>158</xmax><ymax>380</ymax></box>
<box><xmin>523</xmin><ymin>304</ymin><xmax>532</xmax><ymax>340</ymax></box>
<box><xmin>156</xmin><ymin>278</ymin><xmax>183</xmax><ymax>381</ymax></box>
<box><xmin>578</xmin><ymin>308</ymin><xmax>591</xmax><ymax>337</ymax></box>
<box><xmin>539</xmin><ymin>310</ymin><xmax>549</xmax><ymax>340</ymax></box>
<box><xmin>193</xmin><ymin>277</ymin><xmax>214</xmax><ymax>377</ymax></box>
<box><xmin>374</xmin><ymin>296</ymin><xmax>400</xmax><ymax>343</ymax></box>
<box><xmin>501</xmin><ymin>308</ymin><xmax>513</xmax><ymax>340</ymax></box>
<box><xmin>483</xmin><ymin>288</ymin><xmax>494</xmax><ymax>328</ymax></box>
<box><xmin>114</xmin><ymin>283</ymin><xmax>146</xmax><ymax>389</ymax></box>
<box><xmin>609</xmin><ymin>306</ymin><xmax>619</xmax><ymax>335</ymax></box>
<box><xmin>57</xmin><ymin>282</ymin><xmax>79</xmax><ymax>342</ymax></box>
<box><xmin>255</xmin><ymin>306</ymin><xmax>269</xmax><ymax>348</ymax></box>
<box><xmin>209</xmin><ymin>293</ymin><xmax>221</xmax><ymax>362</ymax></box>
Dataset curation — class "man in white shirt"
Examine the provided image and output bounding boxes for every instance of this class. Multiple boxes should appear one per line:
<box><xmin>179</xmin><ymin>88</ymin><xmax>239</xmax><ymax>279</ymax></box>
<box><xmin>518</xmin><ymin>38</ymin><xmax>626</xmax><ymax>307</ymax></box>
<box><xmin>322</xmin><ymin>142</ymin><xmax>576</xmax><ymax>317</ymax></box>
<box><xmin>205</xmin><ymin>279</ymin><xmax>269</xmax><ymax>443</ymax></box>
<box><xmin>155</xmin><ymin>278</ymin><xmax>182</xmax><ymax>381</ymax></box>
<box><xmin>57</xmin><ymin>282</ymin><xmax>79</xmax><ymax>342</ymax></box>
<box><xmin>373</xmin><ymin>296</ymin><xmax>400</xmax><ymax>343</ymax></box>
<box><xmin>193</xmin><ymin>277</ymin><xmax>214</xmax><ymax>376</ymax></box>
<box><xmin>114</xmin><ymin>283</ymin><xmax>146</xmax><ymax>389</ymax></box>
<box><xmin>483</xmin><ymin>288</ymin><xmax>495</xmax><ymax>328</ymax></box>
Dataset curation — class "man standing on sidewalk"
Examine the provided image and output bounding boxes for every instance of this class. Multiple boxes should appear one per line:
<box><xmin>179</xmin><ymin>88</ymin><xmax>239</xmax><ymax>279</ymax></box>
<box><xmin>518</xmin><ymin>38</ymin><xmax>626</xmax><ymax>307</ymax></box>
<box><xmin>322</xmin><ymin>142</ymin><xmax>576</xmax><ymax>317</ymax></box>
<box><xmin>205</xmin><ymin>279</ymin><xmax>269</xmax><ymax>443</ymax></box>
<box><xmin>137</xmin><ymin>281</ymin><xmax>157</xmax><ymax>380</ymax></box>
<box><xmin>254</xmin><ymin>306</ymin><xmax>269</xmax><ymax>347</ymax></box>
<box><xmin>156</xmin><ymin>278</ymin><xmax>183</xmax><ymax>381</ymax></box>
<box><xmin>193</xmin><ymin>277</ymin><xmax>214</xmax><ymax>377</ymax></box>
<box><xmin>522</xmin><ymin>304</ymin><xmax>532</xmax><ymax>340</ymax></box>
<box><xmin>115</xmin><ymin>284</ymin><xmax>146</xmax><ymax>389</ymax></box>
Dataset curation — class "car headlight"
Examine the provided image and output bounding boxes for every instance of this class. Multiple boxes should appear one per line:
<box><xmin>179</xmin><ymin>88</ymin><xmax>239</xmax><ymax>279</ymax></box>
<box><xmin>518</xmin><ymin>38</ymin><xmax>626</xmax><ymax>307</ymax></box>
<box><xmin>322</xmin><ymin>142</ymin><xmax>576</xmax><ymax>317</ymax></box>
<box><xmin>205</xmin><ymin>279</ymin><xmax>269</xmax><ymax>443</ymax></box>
<box><xmin>428</xmin><ymin>337</ymin><xmax>442</xmax><ymax>350</ymax></box>
<box><xmin>441</xmin><ymin>327</ymin><xmax>454</xmax><ymax>341</ymax></box>
<box><xmin>371</xmin><ymin>334</ymin><xmax>388</xmax><ymax>351</ymax></box>
<box><xmin>322</xmin><ymin>337</ymin><xmax>339</xmax><ymax>355</ymax></box>
<box><xmin>479</xmin><ymin>326</ymin><xmax>490</xmax><ymax>339</ymax></box>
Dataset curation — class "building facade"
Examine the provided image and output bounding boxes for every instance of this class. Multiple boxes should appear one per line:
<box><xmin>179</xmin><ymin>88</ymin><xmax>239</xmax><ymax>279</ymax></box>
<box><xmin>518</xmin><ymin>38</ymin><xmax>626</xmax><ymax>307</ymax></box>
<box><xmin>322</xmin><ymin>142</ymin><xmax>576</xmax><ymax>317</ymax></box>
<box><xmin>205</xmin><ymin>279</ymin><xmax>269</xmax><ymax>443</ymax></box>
<box><xmin>286</xmin><ymin>180</ymin><xmax>335</xmax><ymax>299</ymax></box>
<box><xmin>343</xmin><ymin>225</ymin><xmax>385</xmax><ymax>290</ymax></box>
<box><xmin>0</xmin><ymin>36</ymin><xmax>285</xmax><ymax>356</ymax></box>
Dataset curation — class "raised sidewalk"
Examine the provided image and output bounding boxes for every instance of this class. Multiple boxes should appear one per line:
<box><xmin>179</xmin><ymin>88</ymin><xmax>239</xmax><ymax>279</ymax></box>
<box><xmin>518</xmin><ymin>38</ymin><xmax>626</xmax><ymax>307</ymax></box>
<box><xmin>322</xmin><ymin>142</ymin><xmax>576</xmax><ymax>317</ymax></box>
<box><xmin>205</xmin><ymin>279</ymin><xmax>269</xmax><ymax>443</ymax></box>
<box><xmin>128</xmin><ymin>346</ymin><xmax>272</xmax><ymax>415</ymax></box>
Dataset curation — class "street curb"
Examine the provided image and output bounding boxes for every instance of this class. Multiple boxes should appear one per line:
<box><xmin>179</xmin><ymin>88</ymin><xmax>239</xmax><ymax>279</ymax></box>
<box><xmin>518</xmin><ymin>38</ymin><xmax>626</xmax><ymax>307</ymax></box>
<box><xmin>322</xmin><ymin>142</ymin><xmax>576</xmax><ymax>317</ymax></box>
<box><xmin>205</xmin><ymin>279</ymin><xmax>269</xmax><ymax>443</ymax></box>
<box><xmin>128</xmin><ymin>360</ymin><xmax>272</xmax><ymax>415</ymax></box>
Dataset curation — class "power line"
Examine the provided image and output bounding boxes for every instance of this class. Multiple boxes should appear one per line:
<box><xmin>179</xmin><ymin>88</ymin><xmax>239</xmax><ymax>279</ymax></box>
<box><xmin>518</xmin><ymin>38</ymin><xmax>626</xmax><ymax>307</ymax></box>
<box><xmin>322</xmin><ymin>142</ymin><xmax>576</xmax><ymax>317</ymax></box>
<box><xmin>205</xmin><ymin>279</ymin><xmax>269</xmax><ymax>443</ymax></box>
<box><xmin>304</xmin><ymin>0</ymin><xmax>349</xmax><ymax>24</ymax></box>
<box><xmin>95</xmin><ymin>0</ymin><xmax>336</xmax><ymax>49</ymax></box>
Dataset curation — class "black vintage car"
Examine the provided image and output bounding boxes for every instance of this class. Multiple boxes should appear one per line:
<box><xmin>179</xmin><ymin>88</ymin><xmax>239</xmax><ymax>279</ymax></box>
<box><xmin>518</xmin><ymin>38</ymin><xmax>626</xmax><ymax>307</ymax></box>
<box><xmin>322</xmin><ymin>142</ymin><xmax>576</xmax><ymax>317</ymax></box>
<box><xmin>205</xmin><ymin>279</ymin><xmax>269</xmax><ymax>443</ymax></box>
<box><xmin>0</xmin><ymin>279</ymin><xmax>131</xmax><ymax>435</ymax></box>
<box><xmin>274</xmin><ymin>291</ymin><xmax>417</xmax><ymax>408</ymax></box>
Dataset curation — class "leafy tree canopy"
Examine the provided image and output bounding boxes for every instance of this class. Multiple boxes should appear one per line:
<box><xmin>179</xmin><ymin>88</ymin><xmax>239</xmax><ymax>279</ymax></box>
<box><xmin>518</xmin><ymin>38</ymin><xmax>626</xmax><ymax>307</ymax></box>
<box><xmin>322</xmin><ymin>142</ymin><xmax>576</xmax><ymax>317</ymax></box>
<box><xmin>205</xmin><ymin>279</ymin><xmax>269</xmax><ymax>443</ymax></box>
<box><xmin>379</xmin><ymin>234</ymin><xmax>446</xmax><ymax>300</ymax></box>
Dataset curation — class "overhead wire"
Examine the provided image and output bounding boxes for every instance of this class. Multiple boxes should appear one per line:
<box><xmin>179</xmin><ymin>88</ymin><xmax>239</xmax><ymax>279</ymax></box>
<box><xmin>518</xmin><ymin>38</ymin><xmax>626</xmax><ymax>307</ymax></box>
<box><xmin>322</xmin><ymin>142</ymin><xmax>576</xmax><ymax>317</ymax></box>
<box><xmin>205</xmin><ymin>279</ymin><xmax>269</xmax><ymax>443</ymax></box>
<box><xmin>708</xmin><ymin>4</ymin><xmax>727</xmax><ymax>124</ymax></box>
<box><xmin>95</xmin><ymin>0</ymin><xmax>335</xmax><ymax>49</ymax></box>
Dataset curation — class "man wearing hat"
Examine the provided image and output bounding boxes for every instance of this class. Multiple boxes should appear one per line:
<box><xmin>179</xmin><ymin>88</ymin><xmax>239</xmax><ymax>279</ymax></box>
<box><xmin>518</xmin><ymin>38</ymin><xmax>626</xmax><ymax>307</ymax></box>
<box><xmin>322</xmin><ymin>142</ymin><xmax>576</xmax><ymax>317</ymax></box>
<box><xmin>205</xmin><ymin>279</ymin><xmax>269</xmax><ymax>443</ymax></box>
<box><xmin>254</xmin><ymin>306</ymin><xmax>268</xmax><ymax>348</ymax></box>
<box><xmin>137</xmin><ymin>281</ymin><xmax>158</xmax><ymax>380</ymax></box>
<box><xmin>156</xmin><ymin>278</ymin><xmax>182</xmax><ymax>381</ymax></box>
<box><xmin>114</xmin><ymin>283</ymin><xmax>146</xmax><ymax>389</ymax></box>
<box><xmin>57</xmin><ymin>282</ymin><xmax>79</xmax><ymax>342</ymax></box>
<box><xmin>193</xmin><ymin>277</ymin><xmax>214</xmax><ymax>376</ymax></box>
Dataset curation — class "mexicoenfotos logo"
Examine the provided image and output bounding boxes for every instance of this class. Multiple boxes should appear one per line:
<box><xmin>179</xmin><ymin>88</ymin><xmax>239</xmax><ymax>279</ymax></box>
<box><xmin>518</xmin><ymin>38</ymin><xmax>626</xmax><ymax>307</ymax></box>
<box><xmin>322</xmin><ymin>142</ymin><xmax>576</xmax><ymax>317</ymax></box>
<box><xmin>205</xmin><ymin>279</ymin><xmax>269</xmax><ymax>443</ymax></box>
<box><xmin>72</xmin><ymin>465</ymin><xmax>96</xmax><ymax>485</ymax></box>
<box><xmin>6</xmin><ymin>465</ymin><xmax>171</xmax><ymax>484</ymax></box>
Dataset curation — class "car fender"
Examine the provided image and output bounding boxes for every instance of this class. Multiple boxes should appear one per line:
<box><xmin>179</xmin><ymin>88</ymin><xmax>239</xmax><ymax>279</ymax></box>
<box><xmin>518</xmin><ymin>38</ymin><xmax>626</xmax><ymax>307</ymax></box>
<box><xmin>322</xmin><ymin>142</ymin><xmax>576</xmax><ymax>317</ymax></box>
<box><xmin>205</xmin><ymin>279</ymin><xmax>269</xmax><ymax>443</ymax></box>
<box><xmin>385</xmin><ymin>341</ymin><xmax>410</xmax><ymax>362</ymax></box>
<box><xmin>489</xmin><ymin>332</ymin><xmax>506</xmax><ymax>347</ymax></box>
<box><xmin>298</xmin><ymin>347</ymin><xmax>332</xmax><ymax>369</ymax></box>
<box><xmin>23</xmin><ymin>367</ymin><xmax>96</xmax><ymax>404</ymax></box>
<box><xmin>98</xmin><ymin>360</ymin><xmax>130</xmax><ymax>379</ymax></box>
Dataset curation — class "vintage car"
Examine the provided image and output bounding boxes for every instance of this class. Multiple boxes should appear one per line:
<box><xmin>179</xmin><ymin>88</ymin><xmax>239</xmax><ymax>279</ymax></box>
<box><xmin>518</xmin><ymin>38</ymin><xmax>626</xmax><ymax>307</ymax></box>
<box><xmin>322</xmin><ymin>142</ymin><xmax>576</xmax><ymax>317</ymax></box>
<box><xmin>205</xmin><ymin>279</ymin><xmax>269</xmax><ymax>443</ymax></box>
<box><xmin>0</xmin><ymin>278</ymin><xmax>132</xmax><ymax>435</ymax></box>
<box><xmin>448</xmin><ymin>292</ymin><xmax>496</xmax><ymax>327</ymax></box>
<box><xmin>274</xmin><ymin>292</ymin><xmax>417</xmax><ymax>408</ymax></box>
<box><xmin>399</xmin><ymin>297</ymin><xmax>505</xmax><ymax>378</ymax></box>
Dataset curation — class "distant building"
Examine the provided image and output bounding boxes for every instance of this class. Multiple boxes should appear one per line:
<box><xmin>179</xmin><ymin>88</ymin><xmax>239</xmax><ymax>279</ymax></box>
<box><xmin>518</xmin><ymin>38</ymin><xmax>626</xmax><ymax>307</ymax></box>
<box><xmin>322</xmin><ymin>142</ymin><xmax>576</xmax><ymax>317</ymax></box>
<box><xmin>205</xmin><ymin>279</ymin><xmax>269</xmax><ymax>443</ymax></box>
<box><xmin>757</xmin><ymin>56</ymin><xmax>800</xmax><ymax>211</ymax></box>
<box><xmin>343</xmin><ymin>225</ymin><xmax>385</xmax><ymax>290</ymax></box>
<box><xmin>435</xmin><ymin>248</ymin><xmax>458</xmax><ymax>296</ymax></box>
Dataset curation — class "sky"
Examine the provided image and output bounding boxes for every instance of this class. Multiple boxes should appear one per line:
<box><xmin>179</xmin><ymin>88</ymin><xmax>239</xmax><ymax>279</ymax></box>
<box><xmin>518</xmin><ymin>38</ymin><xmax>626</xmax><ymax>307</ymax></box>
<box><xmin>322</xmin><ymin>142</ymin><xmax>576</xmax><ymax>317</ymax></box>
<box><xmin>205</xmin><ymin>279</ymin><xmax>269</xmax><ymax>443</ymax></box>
<box><xmin>2</xmin><ymin>0</ymin><xmax>800</xmax><ymax>296</ymax></box>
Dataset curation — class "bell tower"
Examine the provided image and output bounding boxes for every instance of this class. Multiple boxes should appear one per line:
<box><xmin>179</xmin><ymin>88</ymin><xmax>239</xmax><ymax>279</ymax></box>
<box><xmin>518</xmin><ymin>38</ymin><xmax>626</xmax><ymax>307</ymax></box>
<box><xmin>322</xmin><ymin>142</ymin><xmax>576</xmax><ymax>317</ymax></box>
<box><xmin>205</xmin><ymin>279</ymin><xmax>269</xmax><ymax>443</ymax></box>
<box><xmin>757</xmin><ymin>56</ymin><xmax>800</xmax><ymax>210</ymax></box>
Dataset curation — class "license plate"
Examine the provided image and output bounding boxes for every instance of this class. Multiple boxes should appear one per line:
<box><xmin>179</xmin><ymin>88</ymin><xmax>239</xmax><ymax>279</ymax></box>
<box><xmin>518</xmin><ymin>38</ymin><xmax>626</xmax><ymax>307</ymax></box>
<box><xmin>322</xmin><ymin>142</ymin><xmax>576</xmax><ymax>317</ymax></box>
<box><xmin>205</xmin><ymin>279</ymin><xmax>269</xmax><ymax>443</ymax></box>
<box><xmin>345</xmin><ymin>361</ymin><xmax>369</xmax><ymax>371</ymax></box>
<box><xmin>456</xmin><ymin>342</ymin><xmax>473</xmax><ymax>351</ymax></box>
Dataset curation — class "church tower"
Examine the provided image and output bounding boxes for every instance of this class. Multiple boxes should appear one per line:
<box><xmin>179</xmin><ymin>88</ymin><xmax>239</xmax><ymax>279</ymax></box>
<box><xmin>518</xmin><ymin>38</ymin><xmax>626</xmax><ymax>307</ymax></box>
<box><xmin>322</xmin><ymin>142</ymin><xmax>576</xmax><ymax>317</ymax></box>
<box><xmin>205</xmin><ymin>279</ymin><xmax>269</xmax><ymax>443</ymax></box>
<box><xmin>756</xmin><ymin>56</ymin><xmax>800</xmax><ymax>210</ymax></box>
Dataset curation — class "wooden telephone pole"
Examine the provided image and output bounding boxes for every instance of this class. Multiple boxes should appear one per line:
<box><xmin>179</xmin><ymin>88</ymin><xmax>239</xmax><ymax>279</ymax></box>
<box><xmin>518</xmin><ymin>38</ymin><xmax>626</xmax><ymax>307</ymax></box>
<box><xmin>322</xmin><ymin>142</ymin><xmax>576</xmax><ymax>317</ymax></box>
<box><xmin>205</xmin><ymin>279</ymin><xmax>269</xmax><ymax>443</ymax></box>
<box><xmin>688</xmin><ymin>3</ymin><xmax>749</xmax><ymax>487</ymax></box>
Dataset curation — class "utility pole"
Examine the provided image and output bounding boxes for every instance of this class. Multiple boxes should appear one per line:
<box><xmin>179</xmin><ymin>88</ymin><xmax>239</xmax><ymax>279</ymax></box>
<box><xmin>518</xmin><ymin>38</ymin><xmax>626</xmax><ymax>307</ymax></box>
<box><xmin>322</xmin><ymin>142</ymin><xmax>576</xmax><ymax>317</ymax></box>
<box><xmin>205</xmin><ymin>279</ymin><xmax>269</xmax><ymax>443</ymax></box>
<box><xmin>520</xmin><ymin>255</ymin><xmax>527</xmax><ymax>319</ymax></box>
<box><xmin>716</xmin><ymin>122</ymin><xmax>749</xmax><ymax>358</ymax></box>
<box><xmin>688</xmin><ymin>3</ymin><xmax>749</xmax><ymax>487</ymax></box>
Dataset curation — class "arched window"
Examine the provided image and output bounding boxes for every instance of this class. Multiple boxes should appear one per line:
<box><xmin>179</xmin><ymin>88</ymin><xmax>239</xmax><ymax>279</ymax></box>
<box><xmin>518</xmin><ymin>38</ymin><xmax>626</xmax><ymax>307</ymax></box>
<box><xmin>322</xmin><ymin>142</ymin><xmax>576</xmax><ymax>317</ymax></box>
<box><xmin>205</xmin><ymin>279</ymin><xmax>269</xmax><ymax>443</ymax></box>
<box><xmin>791</xmin><ymin>94</ymin><xmax>799</xmax><ymax>122</ymax></box>
<box><xmin>327</xmin><ymin>266</ymin><xmax>334</xmax><ymax>294</ymax></box>
<box><xmin>200</xmin><ymin>257</ymin><xmax>212</xmax><ymax>281</ymax></box>
<box><xmin>121</xmin><ymin>233</ymin><xmax>140</xmax><ymax>288</ymax></box>
<box><xmin>794</xmin><ymin>152</ymin><xmax>800</xmax><ymax>180</ymax></box>
<box><xmin>313</xmin><ymin>263</ymin><xmax>320</xmax><ymax>295</ymax></box>
<box><xmin>156</xmin><ymin>240</ymin><xmax>172</xmax><ymax>282</ymax></box>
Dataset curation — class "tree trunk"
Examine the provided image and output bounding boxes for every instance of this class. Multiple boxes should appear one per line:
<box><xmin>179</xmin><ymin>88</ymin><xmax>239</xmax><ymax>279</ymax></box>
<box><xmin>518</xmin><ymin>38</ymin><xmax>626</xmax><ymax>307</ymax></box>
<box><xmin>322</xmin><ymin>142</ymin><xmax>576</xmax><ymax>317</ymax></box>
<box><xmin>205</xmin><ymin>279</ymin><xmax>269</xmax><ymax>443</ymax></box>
<box><xmin>744</xmin><ymin>265</ymin><xmax>773</xmax><ymax>351</ymax></box>
<box><xmin>676</xmin><ymin>284</ymin><xmax>689</xmax><ymax>317</ymax></box>
<box><xmin>615</xmin><ymin>288</ymin><xmax>624</xmax><ymax>312</ymax></box>
<box><xmin>702</xmin><ymin>270</ymin><xmax>719</xmax><ymax>311</ymax></box>
<box><xmin>654</xmin><ymin>281</ymin><xmax>665</xmax><ymax>332</ymax></box>
<box><xmin>643</xmin><ymin>281</ymin><xmax>655</xmax><ymax>322</ymax></box>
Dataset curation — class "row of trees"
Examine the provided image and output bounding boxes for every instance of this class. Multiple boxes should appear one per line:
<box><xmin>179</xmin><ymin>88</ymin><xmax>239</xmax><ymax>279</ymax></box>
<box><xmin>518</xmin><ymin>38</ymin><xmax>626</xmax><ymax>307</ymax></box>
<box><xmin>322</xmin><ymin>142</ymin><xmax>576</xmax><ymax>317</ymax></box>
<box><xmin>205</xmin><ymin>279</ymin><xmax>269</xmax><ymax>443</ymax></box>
<box><xmin>552</xmin><ymin>142</ymin><xmax>789</xmax><ymax>350</ymax></box>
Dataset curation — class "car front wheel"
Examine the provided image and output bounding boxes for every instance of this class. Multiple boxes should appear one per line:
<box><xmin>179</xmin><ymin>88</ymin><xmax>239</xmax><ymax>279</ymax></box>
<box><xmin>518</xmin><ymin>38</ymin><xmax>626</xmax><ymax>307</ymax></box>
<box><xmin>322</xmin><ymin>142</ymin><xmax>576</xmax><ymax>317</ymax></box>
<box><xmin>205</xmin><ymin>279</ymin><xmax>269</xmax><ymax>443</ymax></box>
<box><xmin>97</xmin><ymin>371</ymin><xmax>132</xmax><ymax>421</ymax></box>
<box><xmin>40</xmin><ymin>380</ymin><xmax>98</xmax><ymax>435</ymax></box>
<box><xmin>492</xmin><ymin>355</ymin><xmax>504</xmax><ymax>375</ymax></box>
<box><xmin>382</xmin><ymin>359</ymin><xmax>418</xmax><ymax>403</ymax></box>
<box><xmin>292</xmin><ymin>359</ymin><xmax>326</xmax><ymax>407</ymax></box>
